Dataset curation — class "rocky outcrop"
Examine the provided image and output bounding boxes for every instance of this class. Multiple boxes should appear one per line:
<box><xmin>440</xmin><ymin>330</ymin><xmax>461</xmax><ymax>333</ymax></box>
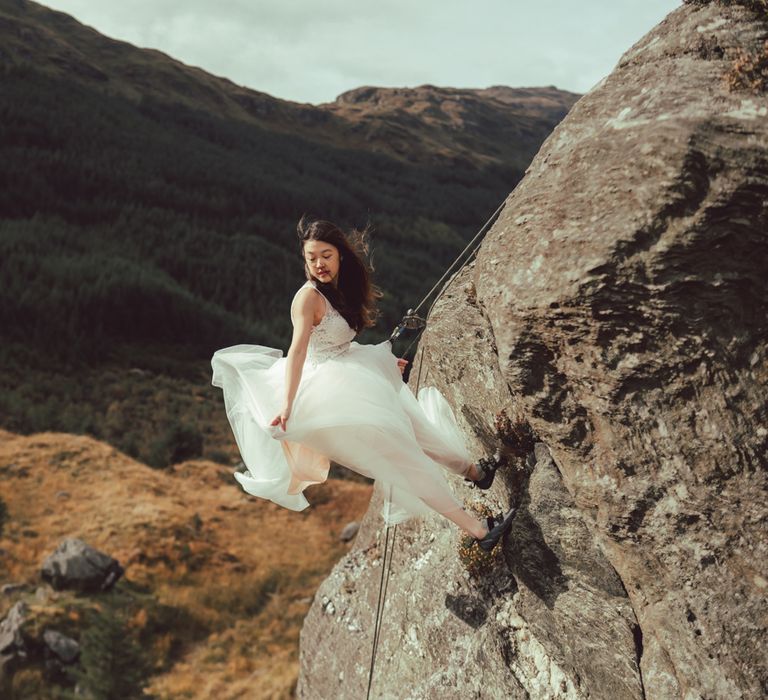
<box><xmin>0</xmin><ymin>596</ymin><xmax>80</xmax><ymax>688</ymax></box>
<box><xmin>41</xmin><ymin>537</ymin><xmax>124</xmax><ymax>593</ymax></box>
<box><xmin>298</xmin><ymin>3</ymin><xmax>768</xmax><ymax>699</ymax></box>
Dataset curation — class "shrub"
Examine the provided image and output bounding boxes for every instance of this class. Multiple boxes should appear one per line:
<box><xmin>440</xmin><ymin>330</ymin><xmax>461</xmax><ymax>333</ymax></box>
<box><xmin>724</xmin><ymin>40</ymin><xmax>768</xmax><ymax>93</ymax></box>
<box><xmin>146</xmin><ymin>420</ymin><xmax>204</xmax><ymax>469</ymax></box>
<box><xmin>457</xmin><ymin>501</ymin><xmax>503</xmax><ymax>578</ymax></box>
<box><xmin>62</xmin><ymin>605</ymin><xmax>153</xmax><ymax>700</ymax></box>
<box><xmin>204</xmin><ymin>448</ymin><xmax>231</xmax><ymax>465</ymax></box>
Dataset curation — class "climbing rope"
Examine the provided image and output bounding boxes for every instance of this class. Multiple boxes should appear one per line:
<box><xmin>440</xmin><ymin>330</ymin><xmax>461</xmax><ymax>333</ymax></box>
<box><xmin>388</xmin><ymin>198</ymin><xmax>507</xmax><ymax>352</ymax></box>
<box><xmin>365</xmin><ymin>480</ymin><xmax>398</xmax><ymax>699</ymax></box>
<box><xmin>365</xmin><ymin>344</ymin><xmax>425</xmax><ymax>700</ymax></box>
<box><xmin>365</xmin><ymin>199</ymin><xmax>506</xmax><ymax>698</ymax></box>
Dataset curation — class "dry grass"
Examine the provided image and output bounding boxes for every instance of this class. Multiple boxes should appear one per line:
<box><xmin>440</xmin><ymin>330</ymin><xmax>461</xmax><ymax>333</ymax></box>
<box><xmin>457</xmin><ymin>501</ymin><xmax>501</xmax><ymax>578</ymax></box>
<box><xmin>0</xmin><ymin>428</ymin><xmax>373</xmax><ymax>699</ymax></box>
<box><xmin>724</xmin><ymin>39</ymin><xmax>768</xmax><ymax>93</ymax></box>
<box><xmin>494</xmin><ymin>408</ymin><xmax>536</xmax><ymax>457</ymax></box>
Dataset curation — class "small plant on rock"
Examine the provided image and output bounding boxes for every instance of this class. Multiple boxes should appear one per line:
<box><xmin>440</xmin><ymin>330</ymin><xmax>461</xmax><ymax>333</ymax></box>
<box><xmin>724</xmin><ymin>39</ymin><xmax>768</xmax><ymax>93</ymax></box>
<box><xmin>457</xmin><ymin>501</ymin><xmax>502</xmax><ymax>578</ymax></box>
<box><xmin>494</xmin><ymin>408</ymin><xmax>536</xmax><ymax>457</ymax></box>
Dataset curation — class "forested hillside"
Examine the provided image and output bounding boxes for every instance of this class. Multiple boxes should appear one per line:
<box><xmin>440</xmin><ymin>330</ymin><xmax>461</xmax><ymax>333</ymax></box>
<box><xmin>0</xmin><ymin>0</ymin><xmax>577</xmax><ymax>466</ymax></box>
<box><xmin>1</xmin><ymin>63</ymin><xmax>515</xmax><ymax>365</ymax></box>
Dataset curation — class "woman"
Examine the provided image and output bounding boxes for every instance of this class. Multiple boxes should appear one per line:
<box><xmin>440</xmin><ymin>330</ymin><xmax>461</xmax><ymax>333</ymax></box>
<box><xmin>211</xmin><ymin>217</ymin><xmax>515</xmax><ymax>551</ymax></box>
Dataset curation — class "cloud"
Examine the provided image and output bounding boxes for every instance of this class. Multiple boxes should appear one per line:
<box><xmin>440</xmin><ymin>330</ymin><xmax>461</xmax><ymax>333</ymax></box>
<box><xmin>42</xmin><ymin>0</ymin><xmax>682</xmax><ymax>103</ymax></box>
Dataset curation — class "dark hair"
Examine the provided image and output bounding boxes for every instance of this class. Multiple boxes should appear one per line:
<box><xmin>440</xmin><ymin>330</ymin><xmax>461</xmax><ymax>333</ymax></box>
<box><xmin>296</xmin><ymin>215</ymin><xmax>383</xmax><ymax>333</ymax></box>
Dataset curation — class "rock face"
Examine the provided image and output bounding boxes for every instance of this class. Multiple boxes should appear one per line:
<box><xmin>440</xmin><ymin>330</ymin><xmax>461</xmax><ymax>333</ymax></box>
<box><xmin>298</xmin><ymin>4</ymin><xmax>767</xmax><ymax>700</ymax></box>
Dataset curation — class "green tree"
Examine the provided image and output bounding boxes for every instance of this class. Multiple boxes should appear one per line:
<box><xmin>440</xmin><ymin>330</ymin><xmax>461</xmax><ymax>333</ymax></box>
<box><xmin>64</xmin><ymin>605</ymin><xmax>152</xmax><ymax>700</ymax></box>
<box><xmin>146</xmin><ymin>420</ymin><xmax>204</xmax><ymax>469</ymax></box>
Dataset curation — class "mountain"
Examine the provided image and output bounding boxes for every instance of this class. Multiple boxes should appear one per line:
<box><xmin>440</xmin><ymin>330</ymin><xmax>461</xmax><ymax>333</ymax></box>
<box><xmin>0</xmin><ymin>0</ymin><xmax>577</xmax><ymax>171</ymax></box>
<box><xmin>0</xmin><ymin>0</ymin><xmax>578</xmax><ymax>516</ymax></box>
<box><xmin>0</xmin><ymin>0</ymin><xmax>579</xmax><ymax>364</ymax></box>
<box><xmin>324</xmin><ymin>84</ymin><xmax>576</xmax><ymax>170</ymax></box>
<box><xmin>0</xmin><ymin>0</ymin><xmax>579</xmax><ymax>459</ymax></box>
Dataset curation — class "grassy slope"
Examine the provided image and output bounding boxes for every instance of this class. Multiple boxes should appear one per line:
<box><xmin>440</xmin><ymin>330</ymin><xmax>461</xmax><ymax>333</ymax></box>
<box><xmin>0</xmin><ymin>428</ymin><xmax>374</xmax><ymax>698</ymax></box>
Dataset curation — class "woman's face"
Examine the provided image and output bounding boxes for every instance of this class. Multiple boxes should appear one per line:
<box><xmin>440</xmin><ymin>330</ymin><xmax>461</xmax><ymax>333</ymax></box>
<box><xmin>303</xmin><ymin>240</ymin><xmax>341</xmax><ymax>285</ymax></box>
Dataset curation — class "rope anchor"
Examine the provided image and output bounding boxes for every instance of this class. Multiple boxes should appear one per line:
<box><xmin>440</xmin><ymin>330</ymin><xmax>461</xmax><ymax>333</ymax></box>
<box><xmin>389</xmin><ymin>309</ymin><xmax>427</xmax><ymax>342</ymax></box>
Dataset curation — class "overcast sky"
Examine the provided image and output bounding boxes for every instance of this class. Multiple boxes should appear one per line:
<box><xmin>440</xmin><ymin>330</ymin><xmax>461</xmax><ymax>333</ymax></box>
<box><xmin>43</xmin><ymin>0</ymin><xmax>682</xmax><ymax>104</ymax></box>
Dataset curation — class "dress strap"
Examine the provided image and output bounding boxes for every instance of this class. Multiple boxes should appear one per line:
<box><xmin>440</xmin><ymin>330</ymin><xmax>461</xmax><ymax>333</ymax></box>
<box><xmin>291</xmin><ymin>279</ymin><xmax>314</xmax><ymax>300</ymax></box>
<box><xmin>309</xmin><ymin>280</ymin><xmax>330</xmax><ymax>300</ymax></box>
<box><xmin>290</xmin><ymin>280</ymin><xmax>328</xmax><ymax>322</ymax></box>
<box><xmin>306</xmin><ymin>280</ymin><xmax>332</xmax><ymax>310</ymax></box>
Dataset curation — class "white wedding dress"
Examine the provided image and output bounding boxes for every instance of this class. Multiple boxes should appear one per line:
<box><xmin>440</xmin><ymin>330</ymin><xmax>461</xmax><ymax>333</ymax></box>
<box><xmin>210</xmin><ymin>279</ymin><xmax>474</xmax><ymax>525</ymax></box>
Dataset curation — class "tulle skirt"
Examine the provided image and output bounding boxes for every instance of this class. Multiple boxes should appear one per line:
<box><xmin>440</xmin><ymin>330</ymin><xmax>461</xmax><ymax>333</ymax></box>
<box><xmin>210</xmin><ymin>339</ymin><xmax>473</xmax><ymax>525</ymax></box>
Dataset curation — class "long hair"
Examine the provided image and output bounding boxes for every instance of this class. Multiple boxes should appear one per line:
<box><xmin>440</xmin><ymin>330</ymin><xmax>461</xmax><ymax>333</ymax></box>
<box><xmin>296</xmin><ymin>215</ymin><xmax>383</xmax><ymax>333</ymax></box>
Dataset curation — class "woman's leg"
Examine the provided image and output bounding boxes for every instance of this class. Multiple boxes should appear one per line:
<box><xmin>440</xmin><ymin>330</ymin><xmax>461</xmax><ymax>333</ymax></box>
<box><xmin>440</xmin><ymin>504</ymin><xmax>489</xmax><ymax>538</ymax></box>
<box><xmin>397</xmin><ymin>387</ymin><xmax>484</xmax><ymax>480</ymax></box>
<box><xmin>297</xmin><ymin>424</ymin><xmax>488</xmax><ymax>538</ymax></box>
<box><xmin>411</xmin><ymin>420</ymin><xmax>481</xmax><ymax>482</ymax></box>
<box><xmin>403</xmin><ymin>401</ymin><xmax>476</xmax><ymax>476</ymax></box>
<box><xmin>463</xmin><ymin>463</ymin><xmax>481</xmax><ymax>480</ymax></box>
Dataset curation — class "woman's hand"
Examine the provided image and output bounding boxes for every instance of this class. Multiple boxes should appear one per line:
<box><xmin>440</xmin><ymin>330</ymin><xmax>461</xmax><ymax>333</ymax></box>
<box><xmin>396</xmin><ymin>358</ymin><xmax>408</xmax><ymax>376</ymax></box>
<box><xmin>270</xmin><ymin>404</ymin><xmax>292</xmax><ymax>431</ymax></box>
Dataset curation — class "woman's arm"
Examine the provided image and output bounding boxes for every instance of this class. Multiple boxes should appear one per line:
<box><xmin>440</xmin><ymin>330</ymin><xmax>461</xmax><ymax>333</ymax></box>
<box><xmin>282</xmin><ymin>289</ymin><xmax>317</xmax><ymax>404</ymax></box>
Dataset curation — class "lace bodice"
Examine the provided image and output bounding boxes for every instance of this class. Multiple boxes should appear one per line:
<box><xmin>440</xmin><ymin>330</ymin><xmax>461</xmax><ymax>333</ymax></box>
<box><xmin>292</xmin><ymin>280</ymin><xmax>356</xmax><ymax>366</ymax></box>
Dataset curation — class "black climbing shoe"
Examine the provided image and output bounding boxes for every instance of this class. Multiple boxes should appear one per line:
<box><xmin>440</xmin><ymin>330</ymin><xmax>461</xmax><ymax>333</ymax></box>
<box><xmin>464</xmin><ymin>452</ymin><xmax>504</xmax><ymax>490</ymax></box>
<box><xmin>474</xmin><ymin>506</ymin><xmax>516</xmax><ymax>552</ymax></box>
